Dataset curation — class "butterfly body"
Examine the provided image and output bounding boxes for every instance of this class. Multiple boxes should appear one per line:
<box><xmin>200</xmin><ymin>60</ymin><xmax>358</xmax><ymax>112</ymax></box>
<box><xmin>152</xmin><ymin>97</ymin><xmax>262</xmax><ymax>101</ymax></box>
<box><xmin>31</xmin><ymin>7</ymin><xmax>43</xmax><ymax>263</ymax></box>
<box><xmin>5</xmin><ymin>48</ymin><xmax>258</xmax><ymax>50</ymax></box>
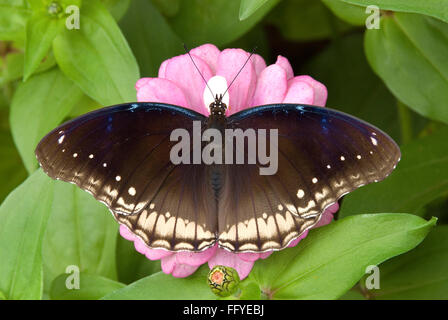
<box><xmin>36</xmin><ymin>101</ymin><xmax>400</xmax><ymax>253</ymax></box>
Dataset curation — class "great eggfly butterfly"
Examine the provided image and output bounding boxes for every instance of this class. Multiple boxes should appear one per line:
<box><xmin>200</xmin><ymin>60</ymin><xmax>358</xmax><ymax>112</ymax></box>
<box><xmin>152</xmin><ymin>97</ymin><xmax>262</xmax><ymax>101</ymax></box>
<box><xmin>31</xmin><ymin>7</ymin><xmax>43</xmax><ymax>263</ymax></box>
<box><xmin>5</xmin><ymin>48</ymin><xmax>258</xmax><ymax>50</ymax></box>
<box><xmin>35</xmin><ymin>94</ymin><xmax>400</xmax><ymax>253</ymax></box>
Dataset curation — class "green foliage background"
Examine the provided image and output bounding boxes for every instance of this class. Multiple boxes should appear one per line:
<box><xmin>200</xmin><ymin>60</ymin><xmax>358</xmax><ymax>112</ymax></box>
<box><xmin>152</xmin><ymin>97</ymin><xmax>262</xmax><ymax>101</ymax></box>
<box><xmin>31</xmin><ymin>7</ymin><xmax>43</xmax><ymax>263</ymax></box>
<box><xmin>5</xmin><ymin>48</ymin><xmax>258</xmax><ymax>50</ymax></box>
<box><xmin>0</xmin><ymin>0</ymin><xmax>447</xmax><ymax>300</ymax></box>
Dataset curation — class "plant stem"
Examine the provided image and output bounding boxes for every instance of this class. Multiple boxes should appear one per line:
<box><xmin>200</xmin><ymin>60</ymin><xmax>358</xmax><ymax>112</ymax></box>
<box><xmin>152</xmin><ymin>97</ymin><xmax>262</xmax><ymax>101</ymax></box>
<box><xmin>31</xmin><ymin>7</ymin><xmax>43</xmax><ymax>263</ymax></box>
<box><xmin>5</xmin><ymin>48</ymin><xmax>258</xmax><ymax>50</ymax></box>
<box><xmin>397</xmin><ymin>100</ymin><xmax>412</xmax><ymax>144</ymax></box>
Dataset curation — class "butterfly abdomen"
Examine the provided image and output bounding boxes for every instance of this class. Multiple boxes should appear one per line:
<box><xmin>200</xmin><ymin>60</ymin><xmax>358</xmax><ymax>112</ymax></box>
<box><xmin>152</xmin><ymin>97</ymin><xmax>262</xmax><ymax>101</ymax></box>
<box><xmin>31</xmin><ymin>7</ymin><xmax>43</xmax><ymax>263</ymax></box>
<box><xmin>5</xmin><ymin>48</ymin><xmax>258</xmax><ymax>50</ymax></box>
<box><xmin>210</xmin><ymin>166</ymin><xmax>224</xmax><ymax>200</ymax></box>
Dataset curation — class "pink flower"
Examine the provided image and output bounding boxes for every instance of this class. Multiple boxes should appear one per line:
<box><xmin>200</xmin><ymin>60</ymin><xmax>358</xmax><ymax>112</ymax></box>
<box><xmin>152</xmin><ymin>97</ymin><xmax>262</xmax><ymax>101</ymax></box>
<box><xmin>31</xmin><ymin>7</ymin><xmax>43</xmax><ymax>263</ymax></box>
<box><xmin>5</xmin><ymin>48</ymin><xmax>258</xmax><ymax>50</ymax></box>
<box><xmin>124</xmin><ymin>44</ymin><xmax>339</xmax><ymax>280</ymax></box>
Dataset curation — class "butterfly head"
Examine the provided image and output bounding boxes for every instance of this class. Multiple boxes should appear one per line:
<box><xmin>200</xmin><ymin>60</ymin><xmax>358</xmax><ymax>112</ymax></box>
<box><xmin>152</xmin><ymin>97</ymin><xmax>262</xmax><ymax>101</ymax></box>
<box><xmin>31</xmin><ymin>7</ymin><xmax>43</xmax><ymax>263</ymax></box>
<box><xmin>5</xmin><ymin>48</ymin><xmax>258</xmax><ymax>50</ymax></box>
<box><xmin>209</xmin><ymin>94</ymin><xmax>228</xmax><ymax>116</ymax></box>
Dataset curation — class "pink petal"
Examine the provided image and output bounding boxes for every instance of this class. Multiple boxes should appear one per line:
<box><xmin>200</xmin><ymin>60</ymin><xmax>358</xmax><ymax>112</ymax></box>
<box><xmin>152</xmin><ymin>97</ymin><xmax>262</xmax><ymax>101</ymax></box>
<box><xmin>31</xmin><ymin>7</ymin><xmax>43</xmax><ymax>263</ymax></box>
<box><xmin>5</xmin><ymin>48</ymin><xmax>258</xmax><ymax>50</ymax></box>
<box><xmin>275</xmin><ymin>55</ymin><xmax>294</xmax><ymax>80</ymax></box>
<box><xmin>145</xmin><ymin>248</ymin><xmax>173</xmax><ymax>260</ymax></box>
<box><xmin>315</xmin><ymin>211</ymin><xmax>334</xmax><ymax>229</ymax></box>
<box><xmin>161</xmin><ymin>254</ymin><xmax>176</xmax><ymax>274</ymax></box>
<box><xmin>161</xmin><ymin>254</ymin><xmax>199</xmax><ymax>278</ymax></box>
<box><xmin>283</xmin><ymin>78</ymin><xmax>315</xmax><ymax>105</ymax></box>
<box><xmin>171</xmin><ymin>263</ymin><xmax>199</xmax><ymax>278</ymax></box>
<box><xmin>252</xmin><ymin>54</ymin><xmax>267</xmax><ymax>77</ymax></box>
<box><xmin>119</xmin><ymin>225</ymin><xmax>136</xmax><ymax>241</ymax></box>
<box><xmin>251</xmin><ymin>64</ymin><xmax>288</xmax><ymax>106</ymax></box>
<box><xmin>216</xmin><ymin>49</ymin><xmax>257</xmax><ymax>115</ymax></box>
<box><xmin>208</xmin><ymin>248</ymin><xmax>254</xmax><ymax>280</ymax></box>
<box><xmin>158</xmin><ymin>60</ymin><xmax>168</xmax><ymax>78</ymax></box>
<box><xmin>238</xmin><ymin>252</ymin><xmax>262</xmax><ymax>262</ymax></box>
<box><xmin>136</xmin><ymin>78</ymin><xmax>190</xmax><ymax>109</ymax></box>
<box><xmin>191</xmin><ymin>44</ymin><xmax>221</xmax><ymax>73</ymax></box>
<box><xmin>295</xmin><ymin>75</ymin><xmax>328</xmax><ymax>107</ymax></box>
<box><xmin>135</xmin><ymin>78</ymin><xmax>151</xmax><ymax>90</ymax></box>
<box><xmin>134</xmin><ymin>238</ymin><xmax>148</xmax><ymax>255</ymax></box>
<box><xmin>176</xmin><ymin>244</ymin><xmax>218</xmax><ymax>266</ymax></box>
<box><xmin>163</xmin><ymin>54</ymin><xmax>213</xmax><ymax>115</ymax></box>
<box><xmin>288</xmin><ymin>230</ymin><xmax>309</xmax><ymax>248</ymax></box>
<box><xmin>259</xmin><ymin>251</ymin><xmax>273</xmax><ymax>259</ymax></box>
<box><xmin>237</xmin><ymin>251</ymin><xmax>273</xmax><ymax>262</ymax></box>
<box><xmin>326</xmin><ymin>202</ymin><xmax>340</xmax><ymax>215</ymax></box>
<box><xmin>315</xmin><ymin>203</ymin><xmax>339</xmax><ymax>228</ymax></box>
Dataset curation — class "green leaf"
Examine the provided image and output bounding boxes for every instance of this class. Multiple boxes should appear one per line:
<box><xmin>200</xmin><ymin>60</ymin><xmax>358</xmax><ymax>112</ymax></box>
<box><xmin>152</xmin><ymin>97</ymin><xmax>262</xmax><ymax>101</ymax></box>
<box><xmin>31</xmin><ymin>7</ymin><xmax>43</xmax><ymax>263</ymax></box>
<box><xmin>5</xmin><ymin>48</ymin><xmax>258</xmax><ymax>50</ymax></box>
<box><xmin>340</xmin><ymin>127</ymin><xmax>448</xmax><ymax>217</ymax></box>
<box><xmin>370</xmin><ymin>226</ymin><xmax>448</xmax><ymax>299</ymax></box>
<box><xmin>338</xmin><ymin>289</ymin><xmax>366</xmax><ymax>300</ymax></box>
<box><xmin>338</xmin><ymin>0</ymin><xmax>448</xmax><ymax>24</ymax></box>
<box><xmin>248</xmin><ymin>214</ymin><xmax>436</xmax><ymax>299</ymax></box>
<box><xmin>116</xmin><ymin>233</ymin><xmax>161</xmax><ymax>284</ymax></box>
<box><xmin>151</xmin><ymin>0</ymin><xmax>180</xmax><ymax>17</ymax></box>
<box><xmin>0</xmin><ymin>118</ymin><xmax>27</xmax><ymax>203</ymax></box>
<box><xmin>102</xmin><ymin>0</ymin><xmax>130</xmax><ymax>21</ymax></box>
<box><xmin>239</xmin><ymin>0</ymin><xmax>273</xmax><ymax>21</ymax></box>
<box><xmin>42</xmin><ymin>181</ymin><xmax>118</xmax><ymax>292</ymax></box>
<box><xmin>67</xmin><ymin>93</ymin><xmax>100</xmax><ymax>118</ymax></box>
<box><xmin>0</xmin><ymin>0</ymin><xmax>31</xmax><ymax>41</ymax></box>
<box><xmin>267</xmin><ymin>0</ymin><xmax>352</xmax><ymax>42</ymax></box>
<box><xmin>27</xmin><ymin>0</ymin><xmax>82</xmax><ymax>12</ymax></box>
<box><xmin>0</xmin><ymin>51</ymin><xmax>56</xmax><ymax>86</ymax></box>
<box><xmin>239</xmin><ymin>281</ymin><xmax>261</xmax><ymax>300</ymax></box>
<box><xmin>103</xmin><ymin>265</ymin><xmax>216</xmax><ymax>300</ymax></box>
<box><xmin>0</xmin><ymin>170</ymin><xmax>54</xmax><ymax>300</ymax></box>
<box><xmin>53</xmin><ymin>0</ymin><xmax>139</xmax><ymax>105</ymax></box>
<box><xmin>50</xmin><ymin>273</ymin><xmax>125</xmax><ymax>300</ymax></box>
<box><xmin>365</xmin><ymin>13</ymin><xmax>448</xmax><ymax>124</ymax></box>
<box><xmin>321</xmin><ymin>0</ymin><xmax>366</xmax><ymax>26</ymax></box>
<box><xmin>10</xmin><ymin>68</ymin><xmax>84</xmax><ymax>173</ymax></box>
<box><xmin>24</xmin><ymin>13</ymin><xmax>63</xmax><ymax>80</ymax></box>
<box><xmin>119</xmin><ymin>0</ymin><xmax>182</xmax><ymax>77</ymax></box>
<box><xmin>301</xmin><ymin>33</ymin><xmax>400</xmax><ymax>142</ymax></box>
<box><xmin>166</xmin><ymin>0</ymin><xmax>279</xmax><ymax>47</ymax></box>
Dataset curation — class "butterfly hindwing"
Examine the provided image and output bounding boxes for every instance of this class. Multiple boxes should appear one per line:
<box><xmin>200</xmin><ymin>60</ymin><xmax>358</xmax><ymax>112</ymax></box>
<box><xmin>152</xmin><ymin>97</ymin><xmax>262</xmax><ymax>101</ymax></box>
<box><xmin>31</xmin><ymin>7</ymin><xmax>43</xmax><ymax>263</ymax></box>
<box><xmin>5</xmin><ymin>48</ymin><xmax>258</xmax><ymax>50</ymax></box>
<box><xmin>217</xmin><ymin>104</ymin><xmax>401</xmax><ymax>252</ymax></box>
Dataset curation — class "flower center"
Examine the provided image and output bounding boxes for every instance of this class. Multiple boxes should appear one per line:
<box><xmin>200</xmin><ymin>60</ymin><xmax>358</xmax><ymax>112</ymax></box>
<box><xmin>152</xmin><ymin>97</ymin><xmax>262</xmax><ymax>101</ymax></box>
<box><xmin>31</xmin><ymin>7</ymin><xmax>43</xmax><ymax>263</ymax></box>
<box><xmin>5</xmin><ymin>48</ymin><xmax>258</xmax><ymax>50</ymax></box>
<box><xmin>210</xmin><ymin>270</ymin><xmax>224</xmax><ymax>285</ymax></box>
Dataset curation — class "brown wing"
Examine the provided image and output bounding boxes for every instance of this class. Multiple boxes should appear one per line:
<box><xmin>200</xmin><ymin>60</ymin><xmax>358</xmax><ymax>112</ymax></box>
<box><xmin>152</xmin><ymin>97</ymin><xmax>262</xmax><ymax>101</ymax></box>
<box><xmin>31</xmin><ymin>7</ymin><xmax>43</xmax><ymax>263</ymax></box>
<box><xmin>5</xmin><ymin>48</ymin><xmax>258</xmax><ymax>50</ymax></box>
<box><xmin>36</xmin><ymin>102</ymin><xmax>217</xmax><ymax>251</ymax></box>
<box><xmin>218</xmin><ymin>104</ymin><xmax>400</xmax><ymax>252</ymax></box>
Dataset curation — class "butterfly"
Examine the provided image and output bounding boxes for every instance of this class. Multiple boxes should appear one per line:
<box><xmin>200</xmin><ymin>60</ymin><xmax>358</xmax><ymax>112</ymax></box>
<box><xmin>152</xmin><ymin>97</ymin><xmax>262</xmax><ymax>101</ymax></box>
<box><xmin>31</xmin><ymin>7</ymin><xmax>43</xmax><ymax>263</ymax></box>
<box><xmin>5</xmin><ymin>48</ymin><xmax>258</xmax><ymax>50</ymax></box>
<box><xmin>35</xmin><ymin>94</ymin><xmax>401</xmax><ymax>253</ymax></box>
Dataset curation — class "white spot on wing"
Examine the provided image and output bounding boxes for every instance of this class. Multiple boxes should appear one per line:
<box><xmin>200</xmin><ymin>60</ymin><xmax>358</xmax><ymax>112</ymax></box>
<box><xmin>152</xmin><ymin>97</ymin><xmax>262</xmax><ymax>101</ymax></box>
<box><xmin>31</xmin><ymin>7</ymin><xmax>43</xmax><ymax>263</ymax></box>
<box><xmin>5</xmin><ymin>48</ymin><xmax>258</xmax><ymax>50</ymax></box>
<box><xmin>115</xmin><ymin>175</ymin><xmax>121</xmax><ymax>181</ymax></box>
<box><xmin>73</xmin><ymin>153</ymin><xmax>78</xmax><ymax>158</ymax></box>
<box><xmin>340</xmin><ymin>156</ymin><xmax>345</xmax><ymax>161</ymax></box>
<box><xmin>312</xmin><ymin>177</ymin><xmax>318</xmax><ymax>184</ymax></box>
<box><xmin>58</xmin><ymin>135</ymin><xmax>65</xmax><ymax>144</ymax></box>
<box><xmin>297</xmin><ymin>189</ymin><xmax>305</xmax><ymax>199</ymax></box>
<box><xmin>371</xmin><ymin>137</ymin><xmax>378</xmax><ymax>146</ymax></box>
<box><xmin>128</xmin><ymin>187</ymin><xmax>136</xmax><ymax>196</ymax></box>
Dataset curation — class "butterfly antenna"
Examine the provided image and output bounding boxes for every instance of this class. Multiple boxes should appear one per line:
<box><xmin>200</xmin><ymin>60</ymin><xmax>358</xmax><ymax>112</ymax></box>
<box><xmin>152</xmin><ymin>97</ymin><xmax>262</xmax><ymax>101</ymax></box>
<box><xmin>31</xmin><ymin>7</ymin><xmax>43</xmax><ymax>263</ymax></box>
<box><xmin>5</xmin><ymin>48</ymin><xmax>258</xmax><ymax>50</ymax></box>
<box><xmin>221</xmin><ymin>46</ymin><xmax>258</xmax><ymax>101</ymax></box>
<box><xmin>183</xmin><ymin>43</ymin><xmax>215</xmax><ymax>99</ymax></box>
